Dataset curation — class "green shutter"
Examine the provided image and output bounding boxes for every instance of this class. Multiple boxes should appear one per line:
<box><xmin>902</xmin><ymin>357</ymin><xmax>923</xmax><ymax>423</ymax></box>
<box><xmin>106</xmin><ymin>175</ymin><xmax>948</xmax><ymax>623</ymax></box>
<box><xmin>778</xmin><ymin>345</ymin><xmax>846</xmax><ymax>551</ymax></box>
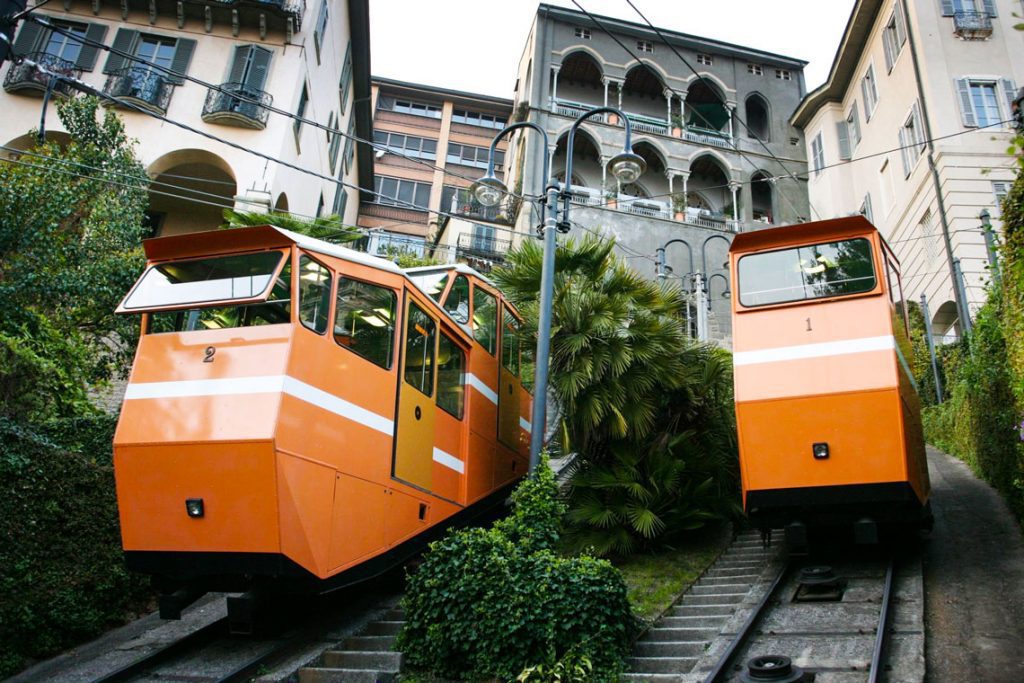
<box><xmin>940</xmin><ymin>0</ymin><xmax>954</xmax><ymax>16</ymax></box>
<box><xmin>245</xmin><ymin>46</ymin><xmax>272</xmax><ymax>91</ymax></box>
<box><xmin>956</xmin><ymin>78</ymin><xmax>977</xmax><ymax>127</ymax></box>
<box><xmin>103</xmin><ymin>28</ymin><xmax>139</xmax><ymax>74</ymax></box>
<box><xmin>836</xmin><ymin>121</ymin><xmax>851</xmax><ymax>161</ymax></box>
<box><xmin>11</xmin><ymin>20</ymin><xmax>44</xmax><ymax>56</ymax></box>
<box><xmin>1001</xmin><ymin>79</ymin><xmax>1017</xmax><ymax>114</ymax></box>
<box><xmin>227</xmin><ymin>45</ymin><xmax>251</xmax><ymax>85</ymax></box>
<box><xmin>75</xmin><ymin>23</ymin><xmax>108</xmax><ymax>71</ymax></box>
<box><xmin>982</xmin><ymin>0</ymin><xmax>996</xmax><ymax>17</ymax></box>
<box><xmin>167</xmin><ymin>37</ymin><xmax>195</xmax><ymax>84</ymax></box>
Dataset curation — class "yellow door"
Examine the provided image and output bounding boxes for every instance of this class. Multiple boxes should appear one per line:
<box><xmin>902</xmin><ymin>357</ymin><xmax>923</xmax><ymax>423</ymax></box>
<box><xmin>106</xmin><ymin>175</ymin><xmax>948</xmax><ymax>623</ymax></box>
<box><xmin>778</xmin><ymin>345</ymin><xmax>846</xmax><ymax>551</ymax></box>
<box><xmin>393</xmin><ymin>296</ymin><xmax>437</xmax><ymax>491</ymax></box>
<box><xmin>498</xmin><ymin>309</ymin><xmax>521</xmax><ymax>449</ymax></box>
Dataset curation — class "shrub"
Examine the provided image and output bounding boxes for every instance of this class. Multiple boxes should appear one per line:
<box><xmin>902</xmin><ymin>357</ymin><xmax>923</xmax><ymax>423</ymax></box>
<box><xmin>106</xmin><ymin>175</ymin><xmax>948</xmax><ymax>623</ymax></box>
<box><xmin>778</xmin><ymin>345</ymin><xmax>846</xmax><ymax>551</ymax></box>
<box><xmin>0</xmin><ymin>418</ymin><xmax>150</xmax><ymax>677</ymax></box>
<box><xmin>398</xmin><ymin>461</ymin><xmax>634</xmax><ymax>681</ymax></box>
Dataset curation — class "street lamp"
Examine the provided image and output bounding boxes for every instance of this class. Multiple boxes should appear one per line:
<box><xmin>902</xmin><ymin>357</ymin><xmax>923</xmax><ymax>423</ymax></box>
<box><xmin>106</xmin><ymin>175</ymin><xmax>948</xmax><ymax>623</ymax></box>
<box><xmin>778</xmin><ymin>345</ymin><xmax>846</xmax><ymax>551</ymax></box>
<box><xmin>655</xmin><ymin>238</ymin><xmax>694</xmax><ymax>284</ymax></box>
<box><xmin>473</xmin><ymin>107</ymin><xmax>644</xmax><ymax>474</ymax></box>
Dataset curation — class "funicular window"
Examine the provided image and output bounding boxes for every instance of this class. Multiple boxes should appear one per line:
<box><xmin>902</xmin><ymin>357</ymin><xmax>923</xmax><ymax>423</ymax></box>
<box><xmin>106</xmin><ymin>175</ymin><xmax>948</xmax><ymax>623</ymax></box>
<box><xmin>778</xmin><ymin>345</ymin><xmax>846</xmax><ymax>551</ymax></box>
<box><xmin>738</xmin><ymin>238</ymin><xmax>877</xmax><ymax>307</ymax></box>
<box><xmin>126</xmin><ymin>250</ymin><xmax>285</xmax><ymax>310</ymax></box>
<box><xmin>437</xmin><ymin>333</ymin><xmax>466</xmax><ymax>419</ymax></box>
<box><xmin>472</xmin><ymin>286</ymin><xmax>498</xmax><ymax>354</ymax></box>
<box><xmin>444</xmin><ymin>275</ymin><xmax>471</xmax><ymax>324</ymax></box>
<box><xmin>404</xmin><ymin>303</ymin><xmax>436</xmax><ymax>396</ymax></box>
<box><xmin>884</xmin><ymin>251</ymin><xmax>910</xmax><ymax>335</ymax></box>
<box><xmin>334</xmin><ymin>278</ymin><xmax>397</xmax><ymax>369</ymax></box>
<box><xmin>147</xmin><ymin>255</ymin><xmax>291</xmax><ymax>333</ymax></box>
<box><xmin>502</xmin><ymin>313</ymin><xmax>520</xmax><ymax>375</ymax></box>
<box><xmin>298</xmin><ymin>255</ymin><xmax>332</xmax><ymax>334</ymax></box>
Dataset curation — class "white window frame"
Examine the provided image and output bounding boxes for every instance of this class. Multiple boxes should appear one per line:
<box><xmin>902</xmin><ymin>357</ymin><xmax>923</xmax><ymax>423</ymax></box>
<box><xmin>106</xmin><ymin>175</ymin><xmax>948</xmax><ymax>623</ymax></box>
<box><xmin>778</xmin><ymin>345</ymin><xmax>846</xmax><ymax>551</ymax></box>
<box><xmin>861</xmin><ymin>63</ymin><xmax>878</xmax><ymax>121</ymax></box>
<box><xmin>638</xmin><ymin>40</ymin><xmax>655</xmax><ymax>53</ymax></box>
<box><xmin>847</xmin><ymin>103</ymin><xmax>862</xmax><ymax>146</ymax></box>
<box><xmin>747</xmin><ymin>63</ymin><xmax>762</xmax><ymax>76</ymax></box>
<box><xmin>955</xmin><ymin>76</ymin><xmax>1016</xmax><ymax>128</ymax></box>
<box><xmin>992</xmin><ymin>180</ymin><xmax>1011</xmax><ymax>216</ymax></box>
<box><xmin>697</xmin><ymin>53</ymin><xmax>712</xmax><ymax>66</ymax></box>
<box><xmin>898</xmin><ymin>101</ymin><xmax>925</xmax><ymax>178</ymax></box>
<box><xmin>775</xmin><ymin>69</ymin><xmax>791</xmax><ymax>80</ymax></box>
<box><xmin>810</xmin><ymin>132</ymin><xmax>824</xmax><ymax>176</ymax></box>
<box><xmin>574</xmin><ymin>27</ymin><xmax>591</xmax><ymax>39</ymax></box>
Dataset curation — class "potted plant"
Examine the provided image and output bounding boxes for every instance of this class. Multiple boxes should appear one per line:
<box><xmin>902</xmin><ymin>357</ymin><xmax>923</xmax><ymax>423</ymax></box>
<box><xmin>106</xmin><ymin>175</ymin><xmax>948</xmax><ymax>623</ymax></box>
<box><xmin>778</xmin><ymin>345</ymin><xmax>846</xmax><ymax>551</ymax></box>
<box><xmin>607</xmin><ymin>111</ymin><xmax>619</xmax><ymax>126</ymax></box>
<box><xmin>604</xmin><ymin>189</ymin><xmax>618</xmax><ymax>209</ymax></box>
<box><xmin>670</xmin><ymin>113</ymin><xmax>683</xmax><ymax>138</ymax></box>
<box><xmin>671</xmin><ymin>193</ymin><xmax>686</xmax><ymax>221</ymax></box>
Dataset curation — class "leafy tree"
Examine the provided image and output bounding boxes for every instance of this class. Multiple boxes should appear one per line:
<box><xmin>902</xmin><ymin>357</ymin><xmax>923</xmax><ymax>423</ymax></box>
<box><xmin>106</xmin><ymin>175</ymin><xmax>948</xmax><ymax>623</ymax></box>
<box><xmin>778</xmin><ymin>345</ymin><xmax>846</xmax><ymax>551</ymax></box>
<box><xmin>220</xmin><ymin>208</ymin><xmax>362</xmax><ymax>244</ymax></box>
<box><xmin>492</xmin><ymin>237</ymin><xmax>740</xmax><ymax>554</ymax></box>
<box><xmin>0</xmin><ymin>97</ymin><xmax>148</xmax><ymax>420</ymax></box>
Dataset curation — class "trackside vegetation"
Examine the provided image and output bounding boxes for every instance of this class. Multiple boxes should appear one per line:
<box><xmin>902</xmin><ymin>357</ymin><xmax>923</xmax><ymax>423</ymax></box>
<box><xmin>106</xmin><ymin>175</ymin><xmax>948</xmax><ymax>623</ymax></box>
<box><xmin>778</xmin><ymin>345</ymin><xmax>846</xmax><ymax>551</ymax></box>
<box><xmin>398</xmin><ymin>458</ymin><xmax>634</xmax><ymax>682</ymax></box>
<box><xmin>920</xmin><ymin>157</ymin><xmax>1024</xmax><ymax>523</ymax></box>
<box><xmin>0</xmin><ymin>98</ymin><xmax>152</xmax><ymax>676</ymax></box>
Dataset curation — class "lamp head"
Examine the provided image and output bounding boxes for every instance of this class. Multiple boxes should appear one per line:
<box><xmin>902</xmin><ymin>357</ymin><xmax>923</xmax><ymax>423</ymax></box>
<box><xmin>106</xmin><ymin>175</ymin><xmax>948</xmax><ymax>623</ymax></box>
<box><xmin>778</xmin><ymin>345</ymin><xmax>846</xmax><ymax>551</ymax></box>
<box><xmin>470</xmin><ymin>175</ymin><xmax>507</xmax><ymax>207</ymax></box>
<box><xmin>608</xmin><ymin>150</ymin><xmax>646</xmax><ymax>183</ymax></box>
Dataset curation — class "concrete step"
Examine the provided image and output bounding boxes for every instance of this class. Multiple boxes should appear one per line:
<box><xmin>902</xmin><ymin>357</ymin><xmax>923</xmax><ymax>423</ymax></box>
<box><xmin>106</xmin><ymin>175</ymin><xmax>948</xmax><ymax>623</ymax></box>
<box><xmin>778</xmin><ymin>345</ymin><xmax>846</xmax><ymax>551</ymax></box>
<box><xmin>642</xmin><ymin>625</ymin><xmax>720</xmax><ymax>641</ymax></box>
<box><xmin>626</xmin><ymin>656</ymin><xmax>699</xmax><ymax>674</ymax></box>
<box><xmin>699</xmin><ymin>575</ymin><xmax>759</xmax><ymax>585</ymax></box>
<box><xmin>299</xmin><ymin>669</ymin><xmax>397</xmax><ymax>683</ymax></box>
<box><xmin>681</xmin><ymin>593</ymin><xmax>744</xmax><ymax>606</ymax></box>
<box><xmin>343</xmin><ymin>634</ymin><xmax>397</xmax><ymax>651</ymax></box>
<box><xmin>659</xmin><ymin>614</ymin><xmax>731</xmax><ymax>628</ymax></box>
<box><xmin>364</xmin><ymin>620</ymin><xmax>404</xmax><ymax>636</ymax></box>
<box><xmin>383</xmin><ymin>608</ymin><xmax>405</xmax><ymax>620</ymax></box>
<box><xmin>705</xmin><ymin>566</ymin><xmax>765</xmax><ymax>578</ymax></box>
<box><xmin>634</xmin><ymin>640</ymin><xmax>708</xmax><ymax>658</ymax></box>
<box><xmin>321</xmin><ymin>650</ymin><xmax>402</xmax><ymax>670</ymax></box>
<box><xmin>664</xmin><ymin>605</ymin><xmax>735</xmax><ymax>618</ymax></box>
<box><xmin>689</xmin><ymin>583</ymin><xmax>750</xmax><ymax>596</ymax></box>
<box><xmin>621</xmin><ymin>674</ymin><xmax>695</xmax><ymax>682</ymax></box>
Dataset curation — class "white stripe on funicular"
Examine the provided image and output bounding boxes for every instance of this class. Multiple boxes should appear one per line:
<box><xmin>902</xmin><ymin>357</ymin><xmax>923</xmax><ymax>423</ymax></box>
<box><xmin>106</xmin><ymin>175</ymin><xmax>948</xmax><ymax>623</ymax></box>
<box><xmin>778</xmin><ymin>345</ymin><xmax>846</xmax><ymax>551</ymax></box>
<box><xmin>466</xmin><ymin>373</ymin><xmax>498</xmax><ymax>404</ymax></box>
<box><xmin>520</xmin><ymin>416</ymin><xmax>532</xmax><ymax>433</ymax></box>
<box><xmin>123</xmin><ymin>375</ymin><xmax>394</xmax><ymax>436</ymax></box>
<box><xmin>432</xmin><ymin>447</ymin><xmax>465</xmax><ymax>474</ymax></box>
<box><xmin>733</xmin><ymin>335</ymin><xmax>896</xmax><ymax>367</ymax></box>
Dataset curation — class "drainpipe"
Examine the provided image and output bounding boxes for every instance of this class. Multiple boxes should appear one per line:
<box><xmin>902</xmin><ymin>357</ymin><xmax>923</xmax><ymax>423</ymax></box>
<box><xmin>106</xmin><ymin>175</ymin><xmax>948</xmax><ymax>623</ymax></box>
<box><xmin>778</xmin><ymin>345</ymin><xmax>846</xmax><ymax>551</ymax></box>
<box><xmin>900</xmin><ymin>0</ymin><xmax>971</xmax><ymax>334</ymax></box>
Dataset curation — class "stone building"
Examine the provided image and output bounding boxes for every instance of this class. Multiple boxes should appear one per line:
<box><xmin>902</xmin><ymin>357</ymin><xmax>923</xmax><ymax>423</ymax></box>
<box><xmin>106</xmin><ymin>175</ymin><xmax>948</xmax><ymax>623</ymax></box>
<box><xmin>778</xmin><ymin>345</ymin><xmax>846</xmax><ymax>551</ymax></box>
<box><xmin>791</xmin><ymin>0</ymin><xmax>1022</xmax><ymax>340</ymax></box>
<box><xmin>506</xmin><ymin>3</ymin><xmax>812</xmax><ymax>342</ymax></box>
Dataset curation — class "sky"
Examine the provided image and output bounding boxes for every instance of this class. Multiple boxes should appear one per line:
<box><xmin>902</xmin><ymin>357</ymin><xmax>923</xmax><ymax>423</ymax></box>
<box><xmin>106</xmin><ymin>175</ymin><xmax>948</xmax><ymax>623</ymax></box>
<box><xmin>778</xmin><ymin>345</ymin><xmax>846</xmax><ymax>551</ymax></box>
<box><xmin>369</xmin><ymin>0</ymin><xmax>858</xmax><ymax>100</ymax></box>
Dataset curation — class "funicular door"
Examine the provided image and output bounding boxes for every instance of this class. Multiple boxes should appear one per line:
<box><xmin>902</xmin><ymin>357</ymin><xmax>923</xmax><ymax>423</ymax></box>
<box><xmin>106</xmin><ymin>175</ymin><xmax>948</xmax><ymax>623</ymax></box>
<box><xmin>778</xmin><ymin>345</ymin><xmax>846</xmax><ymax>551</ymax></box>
<box><xmin>393</xmin><ymin>292</ymin><xmax>438</xmax><ymax>492</ymax></box>
<box><xmin>498</xmin><ymin>307</ymin><xmax>521</xmax><ymax>450</ymax></box>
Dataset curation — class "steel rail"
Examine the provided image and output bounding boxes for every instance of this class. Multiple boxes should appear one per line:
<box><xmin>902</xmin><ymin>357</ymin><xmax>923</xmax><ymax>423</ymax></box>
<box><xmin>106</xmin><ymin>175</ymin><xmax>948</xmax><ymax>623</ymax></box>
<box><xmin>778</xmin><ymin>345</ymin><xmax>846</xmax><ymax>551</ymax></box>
<box><xmin>92</xmin><ymin>616</ymin><xmax>229</xmax><ymax>683</ymax></box>
<box><xmin>703</xmin><ymin>560</ymin><xmax>791</xmax><ymax>683</ymax></box>
<box><xmin>869</xmin><ymin>557</ymin><xmax>897</xmax><ymax>683</ymax></box>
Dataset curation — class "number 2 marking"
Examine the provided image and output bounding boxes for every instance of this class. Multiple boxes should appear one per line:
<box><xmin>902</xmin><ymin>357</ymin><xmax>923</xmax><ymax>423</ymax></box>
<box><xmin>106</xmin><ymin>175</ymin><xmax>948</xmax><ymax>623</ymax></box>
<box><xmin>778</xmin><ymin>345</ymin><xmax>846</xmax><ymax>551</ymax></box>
<box><xmin>203</xmin><ymin>346</ymin><xmax>216</xmax><ymax>363</ymax></box>
<box><xmin>805</xmin><ymin>318</ymin><xmax>813</xmax><ymax>332</ymax></box>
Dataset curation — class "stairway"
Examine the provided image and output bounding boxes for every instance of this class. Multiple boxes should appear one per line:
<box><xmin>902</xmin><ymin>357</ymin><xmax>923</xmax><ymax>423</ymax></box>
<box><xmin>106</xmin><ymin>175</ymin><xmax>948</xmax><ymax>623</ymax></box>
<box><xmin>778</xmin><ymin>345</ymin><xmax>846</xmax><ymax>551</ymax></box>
<box><xmin>299</xmin><ymin>607</ymin><xmax>406</xmax><ymax>683</ymax></box>
<box><xmin>621</xmin><ymin>530</ymin><xmax>774</xmax><ymax>681</ymax></box>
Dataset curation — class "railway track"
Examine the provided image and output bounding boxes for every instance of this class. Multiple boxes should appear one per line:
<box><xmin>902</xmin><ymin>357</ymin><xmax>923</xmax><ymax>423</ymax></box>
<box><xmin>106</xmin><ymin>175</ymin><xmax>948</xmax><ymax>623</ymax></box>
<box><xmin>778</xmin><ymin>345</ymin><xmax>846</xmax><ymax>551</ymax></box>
<box><xmin>625</xmin><ymin>532</ymin><xmax>925</xmax><ymax>682</ymax></box>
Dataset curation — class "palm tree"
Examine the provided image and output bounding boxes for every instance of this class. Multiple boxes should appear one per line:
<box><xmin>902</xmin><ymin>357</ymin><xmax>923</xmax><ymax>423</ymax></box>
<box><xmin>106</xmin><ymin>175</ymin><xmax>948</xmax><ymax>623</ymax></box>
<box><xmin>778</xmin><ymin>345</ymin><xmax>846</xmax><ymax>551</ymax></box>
<box><xmin>221</xmin><ymin>209</ymin><xmax>362</xmax><ymax>244</ymax></box>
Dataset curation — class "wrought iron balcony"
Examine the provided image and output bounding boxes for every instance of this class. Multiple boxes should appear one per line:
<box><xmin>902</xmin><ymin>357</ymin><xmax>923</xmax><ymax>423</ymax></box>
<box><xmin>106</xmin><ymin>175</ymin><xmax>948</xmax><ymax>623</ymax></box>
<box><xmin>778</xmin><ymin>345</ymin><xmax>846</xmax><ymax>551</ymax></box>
<box><xmin>444</xmin><ymin>190</ymin><xmax>520</xmax><ymax>226</ymax></box>
<box><xmin>684</xmin><ymin>126</ymin><xmax>732</xmax><ymax>149</ymax></box>
<box><xmin>3</xmin><ymin>53</ymin><xmax>81</xmax><ymax>97</ymax></box>
<box><xmin>202</xmin><ymin>83</ymin><xmax>273</xmax><ymax>129</ymax></box>
<box><xmin>953</xmin><ymin>10</ymin><xmax>992</xmax><ymax>39</ymax></box>
<box><xmin>104</xmin><ymin>67</ymin><xmax>173</xmax><ymax>114</ymax></box>
<box><xmin>457</xmin><ymin>232</ymin><xmax>511</xmax><ymax>261</ymax></box>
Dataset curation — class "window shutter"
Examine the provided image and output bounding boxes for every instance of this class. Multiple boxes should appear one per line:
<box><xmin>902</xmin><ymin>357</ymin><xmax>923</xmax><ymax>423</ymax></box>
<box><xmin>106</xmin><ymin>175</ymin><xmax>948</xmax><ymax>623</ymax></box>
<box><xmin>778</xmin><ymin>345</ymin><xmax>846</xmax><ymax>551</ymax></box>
<box><xmin>166</xmin><ymin>38</ymin><xmax>195</xmax><ymax>84</ymax></box>
<box><xmin>103</xmin><ymin>28</ymin><xmax>139</xmax><ymax>74</ymax></box>
<box><xmin>894</xmin><ymin>2</ymin><xmax>907</xmax><ymax>46</ymax></box>
<box><xmin>899</xmin><ymin>128</ymin><xmax>911</xmax><ymax>177</ymax></box>
<box><xmin>851</xmin><ymin>106</ymin><xmax>862</xmax><ymax>143</ymax></box>
<box><xmin>1001</xmin><ymin>79</ymin><xmax>1018</xmax><ymax>115</ymax></box>
<box><xmin>75</xmin><ymin>23</ymin><xmax>108</xmax><ymax>71</ymax></box>
<box><xmin>861</xmin><ymin>79</ymin><xmax>872</xmax><ymax>122</ymax></box>
<box><xmin>246</xmin><ymin>46</ymin><xmax>272</xmax><ymax>91</ymax></box>
<box><xmin>836</xmin><ymin>121</ymin><xmax>851</xmax><ymax>160</ymax></box>
<box><xmin>940</xmin><ymin>0</ymin><xmax>954</xmax><ymax>16</ymax></box>
<box><xmin>883</xmin><ymin>29</ymin><xmax>895</xmax><ymax>72</ymax></box>
<box><xmin>912</xmin><ymin>103</ymin><xmax>925</xmax><ymax>149</ymax></box>
<box><xmin>956</xmin><ymin>78</ymin><xmax>977</xmax><ymax>126</ymax></box>
<box><xmin>864</xmin><ymin>194</ymin><xmax>873</xmax><ymax>223</ymax></box>
<box><xmin>982</xmin><ymin>0</ymin><xmax>996</xmax><ymax>17</ymax></box>
<box><xmin>227</xmin><ymin>45</ymin><xmax>251</xmax><ymax>84</ymax></box>
<box><xmin>11</xmin><ymin>20</ymin><xmax>44</xmax><ymax>57</ymax></box>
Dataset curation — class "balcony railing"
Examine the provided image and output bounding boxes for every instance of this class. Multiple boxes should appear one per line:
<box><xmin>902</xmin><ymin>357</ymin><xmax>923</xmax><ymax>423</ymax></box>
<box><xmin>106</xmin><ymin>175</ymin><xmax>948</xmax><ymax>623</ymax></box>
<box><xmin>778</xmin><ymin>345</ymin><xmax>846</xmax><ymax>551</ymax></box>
<box><xmin>684</xmin><ymin>126</ymin><xmax>732</xmax><ymax>149</ymax></box>
<box><xmin>625</xmin><ymin>112</ymin><xmax>668</xmax><ymax>136</ymax></box>
<box><xmin>3</xmin><ymin>53</ymin><xmax>81</xmax><ymax>97</ymax></box>
<box><xmin>953</xmin><ymin>10</ymin><xmax>992</xmax><ymax>38</ymax></box>
<box><xmin>619</xmin><ymin>194</ymin><xmax>670</xmax><ymax>219</ymax></box>
<box><xmin>202</xmin><ymin>83</ymin><xmax>273</xmax><ymax>129</ymax></box>
<box><xmin>104</xmin><ymin>67</ymin><xmax>173</xmax><ymax>114</ymax></box>
<box><xmin>457</xmin><ymin>232</ymin><xmax>511</xmax><ymax>261</ymax></box>
<box><xmin>552</xmin><ymin>98</ymin><xmax>606</xmax><ymax>122</ymax></box>
<box><xmin>446</xmin><ymin>192</ymin><xmax>520</xmax><ymax>226</ymax></box>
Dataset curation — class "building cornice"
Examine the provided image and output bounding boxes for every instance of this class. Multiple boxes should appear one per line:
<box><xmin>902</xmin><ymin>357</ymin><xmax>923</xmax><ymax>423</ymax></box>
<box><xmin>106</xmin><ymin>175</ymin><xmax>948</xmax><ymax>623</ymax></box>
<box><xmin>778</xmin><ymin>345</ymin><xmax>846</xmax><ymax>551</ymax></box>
<box><xmin>372</xmin><ymin>76</ymin><xmax>514</xmax><ymax>110</ymax></box>
<box><xmin>538</xmin><ymin>3</ymin><xmax>808</xmax><ymax>69</ymax></box>
<box><xmin>790</xmin><ymin>0</ymin><xmax>883</xmax><ymax>128</ymax></box>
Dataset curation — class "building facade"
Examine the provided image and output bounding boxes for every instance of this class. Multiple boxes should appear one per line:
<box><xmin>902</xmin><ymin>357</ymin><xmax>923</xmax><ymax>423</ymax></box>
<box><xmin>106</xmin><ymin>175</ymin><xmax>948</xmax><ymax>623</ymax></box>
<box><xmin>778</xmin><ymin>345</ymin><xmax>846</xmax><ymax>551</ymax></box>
<box><xmin>358</xmin><ymin>77</ymin><xmax>517</xmax><ymax>269</ymax></box>
<box><xmin>1</xmin><ymin>0</ymin><xmax>373</xmax><ymax>235</ymax></box>
<box><xmin>791</xmin><ymin>0</ymin><xmax>1022</xmax><ymax>340</ymax></box>
<box><xmin>507</xmin><ymin>4</ymin><xmax>812</xmax><ymax>342</ymax></box>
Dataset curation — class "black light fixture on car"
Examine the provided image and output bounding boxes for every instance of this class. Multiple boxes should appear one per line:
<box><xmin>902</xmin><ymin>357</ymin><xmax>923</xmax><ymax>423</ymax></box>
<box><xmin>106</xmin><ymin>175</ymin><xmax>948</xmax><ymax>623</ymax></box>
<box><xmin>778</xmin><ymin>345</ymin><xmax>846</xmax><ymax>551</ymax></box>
<box><xmin>812</xmin><ymin>442</ymin><xmax>830</xmax><ymax>460</ymax></box>
<box><xmin>185</xmin><ymin>498</ymin><xmax>205</xmax><ymax>518</ymax></box>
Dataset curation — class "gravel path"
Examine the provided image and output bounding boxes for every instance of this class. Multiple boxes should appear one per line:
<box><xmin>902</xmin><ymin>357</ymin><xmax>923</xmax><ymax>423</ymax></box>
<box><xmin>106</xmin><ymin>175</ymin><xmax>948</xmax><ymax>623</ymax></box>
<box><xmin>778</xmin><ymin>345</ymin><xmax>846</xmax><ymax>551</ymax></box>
<box><xmin>923</xmin><ymin>446</ymin><xmax>1024</xmax><ymax>682</ymax></box>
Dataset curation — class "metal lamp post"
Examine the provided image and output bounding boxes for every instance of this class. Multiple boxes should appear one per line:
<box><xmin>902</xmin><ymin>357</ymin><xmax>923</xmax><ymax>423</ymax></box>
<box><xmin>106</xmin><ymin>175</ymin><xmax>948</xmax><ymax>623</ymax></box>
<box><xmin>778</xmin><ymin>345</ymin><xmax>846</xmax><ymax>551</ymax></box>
<box><xmin>471</xmin><ymin>108</ymin><xmax>645</xmax><ymax>474</ymax></box>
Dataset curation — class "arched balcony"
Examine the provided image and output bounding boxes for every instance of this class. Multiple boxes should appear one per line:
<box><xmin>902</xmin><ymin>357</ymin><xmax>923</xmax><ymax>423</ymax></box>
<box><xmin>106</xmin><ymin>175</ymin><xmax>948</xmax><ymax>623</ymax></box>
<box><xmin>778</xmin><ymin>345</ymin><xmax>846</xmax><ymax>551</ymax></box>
<box><xmin>621</xmin><ymin>63</ymin><xmax>669</xmax><ymax>135</ymax></box>
<box><xmin>551</xmin><ymin>129</ymin><xmax>605</xmax><ymax>206</ymax></box>
<box><xmin>745</xmin><ymin>94</ymin><xmax>770</xmax><ymax>142</ymax></box>
<box><xmin>751</xmin><ymin>171</ymin><xmax>774</xmax><ymax>225</ymax></box>
<box><xmin>684</xmin><ymin>78</ymin><xmax>732</xmax><ymax>148</ymax></box>
<box><xmin>550</xmin><ymin>51</ymin><xmax>605</xmax><ymax>119</ymax></box>
<box><xmin>146</xmin><ymin>149</ymin><xmax>237</xmax><ymax>236</ymax></box>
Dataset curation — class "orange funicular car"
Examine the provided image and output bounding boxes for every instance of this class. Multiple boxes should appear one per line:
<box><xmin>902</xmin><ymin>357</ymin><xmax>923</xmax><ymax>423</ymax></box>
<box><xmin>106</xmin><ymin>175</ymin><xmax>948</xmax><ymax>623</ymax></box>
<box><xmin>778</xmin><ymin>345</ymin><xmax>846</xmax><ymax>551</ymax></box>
<box><xmin>113</xmin><ymin>226</ymin><xmax>532</xmax><ymax>618</ymax></box>
<box><xmin>729</xmin><ymin>216</ymin><xmax>930</xmax><ymax>544</ymax></box>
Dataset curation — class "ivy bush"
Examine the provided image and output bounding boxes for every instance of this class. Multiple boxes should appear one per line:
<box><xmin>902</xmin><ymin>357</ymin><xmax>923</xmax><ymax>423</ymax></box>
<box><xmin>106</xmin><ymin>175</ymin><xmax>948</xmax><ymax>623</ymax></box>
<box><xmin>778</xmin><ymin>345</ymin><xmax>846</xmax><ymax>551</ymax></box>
<box><xmin>0</xmin><ymin>418</ymin><xmax>150</xmax><ymax>677</ymax></box>
<box><xmin>397</xmin><ymin>461</ymin><xmax>634</xmax><ymax>681</ymax></box>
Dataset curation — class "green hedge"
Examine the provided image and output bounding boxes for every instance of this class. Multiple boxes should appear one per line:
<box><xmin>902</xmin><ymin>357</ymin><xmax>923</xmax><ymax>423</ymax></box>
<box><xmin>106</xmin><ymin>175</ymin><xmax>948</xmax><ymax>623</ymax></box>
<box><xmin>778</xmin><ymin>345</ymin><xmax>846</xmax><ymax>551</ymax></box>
<box><xmin>397</xmin><ymin>461</ymin><xmax>635</xmax><ymax>681</ymax></box>
<box><xmin>0</xmin><ymin>418</ymin><xmax>150</xmax><ymax>677</ymax></box>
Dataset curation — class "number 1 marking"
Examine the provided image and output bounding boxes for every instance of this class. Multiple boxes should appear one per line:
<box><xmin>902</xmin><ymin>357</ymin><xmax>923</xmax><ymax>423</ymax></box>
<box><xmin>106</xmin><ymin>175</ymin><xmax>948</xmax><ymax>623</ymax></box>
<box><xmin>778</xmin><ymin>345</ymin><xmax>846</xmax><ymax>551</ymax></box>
<box><xmin>805</xmin><ymin>318</ymin><xmax>812</xmax><ymax>332</ymax></box>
